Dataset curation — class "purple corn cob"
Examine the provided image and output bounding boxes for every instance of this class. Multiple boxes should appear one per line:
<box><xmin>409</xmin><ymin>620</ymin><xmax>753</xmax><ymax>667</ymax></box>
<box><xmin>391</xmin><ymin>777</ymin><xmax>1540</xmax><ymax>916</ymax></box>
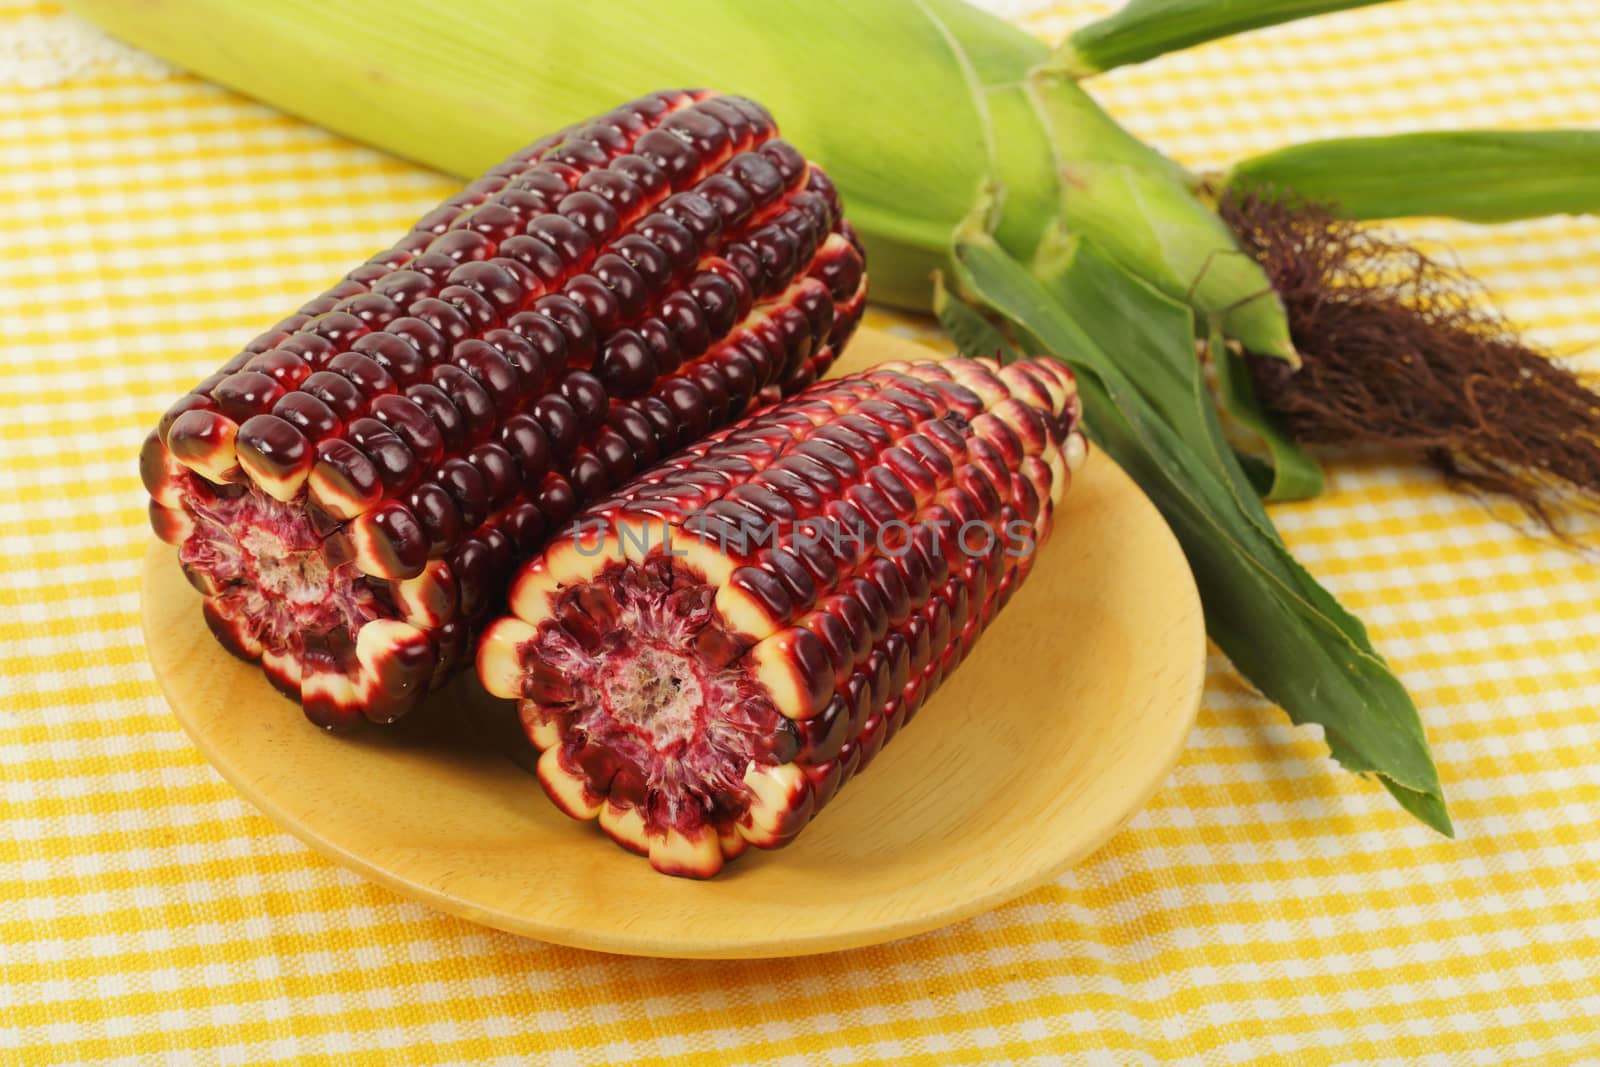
<box><xmin>477</xmin><ymin>357</ymin><xmax>1086</xmax><ymax>877</ymax></box>
<box><xmin>141</xmin><ymin>89</ymin><xmax>868</xmax><ymax>729</ymax></box>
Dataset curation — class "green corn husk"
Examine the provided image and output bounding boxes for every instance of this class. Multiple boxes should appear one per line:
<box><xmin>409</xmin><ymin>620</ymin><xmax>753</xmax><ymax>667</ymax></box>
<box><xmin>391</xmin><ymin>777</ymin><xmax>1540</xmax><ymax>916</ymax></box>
<box><xmin>1028</xmin><ymin>71</ymin><xmax>1298</xmax><ymax>362</ymax></box>
<box><xmin>947</xmin><ymin>216</ymin><xmax>1446</xmax><ymax>832</ymax></box>
<box><xmin>1209</xmin><ymin>326</ymin><xmax>1325</xmax><ymax>501</ymax></box>
<box><xmin>71</xmin><ymin>0</ymin><xmax>1463</xmax><ymax>830</ymax></box>
<box><xmin>1053</xmin><ymin>0</ymin><xmax>1400</xmax><ymax>77</ymax></box>
<box><xmin>1226</xmin><ymin>130</ymin><xmax>1600</xmax><ymax>223</ymax></box>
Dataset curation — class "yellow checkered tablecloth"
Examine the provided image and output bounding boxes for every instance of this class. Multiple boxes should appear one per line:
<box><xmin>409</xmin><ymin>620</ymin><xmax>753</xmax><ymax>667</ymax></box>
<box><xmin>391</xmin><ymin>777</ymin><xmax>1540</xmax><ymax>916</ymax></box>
<box><xmin>3</xmin><ymin>0</ymin><xmax>1598</xmax><ymax>1062</ymax></box>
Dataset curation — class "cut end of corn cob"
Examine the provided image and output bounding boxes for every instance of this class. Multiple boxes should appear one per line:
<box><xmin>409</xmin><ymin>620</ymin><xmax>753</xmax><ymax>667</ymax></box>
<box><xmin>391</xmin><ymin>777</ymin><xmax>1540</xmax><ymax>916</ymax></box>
<box><xmin>142</xmin><ymin>90</ymin><xmax>867</xmax><ymax>729</ymax></box>
<box><xmin>477</xmin><ymin>356</ymin><xmax>1086</xmax><ymax>877</ymax></box>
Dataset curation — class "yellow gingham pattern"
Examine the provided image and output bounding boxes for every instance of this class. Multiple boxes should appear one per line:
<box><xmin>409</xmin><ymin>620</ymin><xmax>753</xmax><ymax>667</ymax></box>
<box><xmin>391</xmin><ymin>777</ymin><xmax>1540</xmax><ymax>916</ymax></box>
<box><xmin>3</xmin><ymin>0</ymin><xmax>1598</xmax><ymax>1061</ymax></box>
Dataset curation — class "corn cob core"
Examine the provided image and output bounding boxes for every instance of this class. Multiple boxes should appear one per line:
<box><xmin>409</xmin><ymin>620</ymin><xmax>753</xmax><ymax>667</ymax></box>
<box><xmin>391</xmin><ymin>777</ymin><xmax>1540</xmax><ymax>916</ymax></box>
<box><xmin>140</xmin><ymin>89</ymin><xmax>867</xmax><ymax>729</ymax></box>
<box><xmin>477</xmin><ymin>357</ymin><xmax>1087</xmax><ymax>877</ymax></box>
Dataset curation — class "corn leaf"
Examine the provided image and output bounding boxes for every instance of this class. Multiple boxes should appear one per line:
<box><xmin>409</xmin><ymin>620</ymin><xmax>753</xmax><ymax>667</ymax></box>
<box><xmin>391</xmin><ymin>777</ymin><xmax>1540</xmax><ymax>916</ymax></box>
<box><xmin>1055</xmin><ymin>0</ymin><xmax>1400</xmax><ymax>76</ymax></box>
<box><xmin>950</xmin><ymin>224</ymin><xmax>1450</xmax><ymax>835</ymax></box>
<box><xmin>1209</xmin><ymin>326</ymin><xmax>1325</xmax><ymax>500</ymax></box>
<box><xmin>933</xmin><ymin>272</ymin><xmax>1024</xmax><ymax>365</ymax></box>
<box><xmin>1226</xmin><ymin>130</ymin><xmax>1600</xmax><ymax>223</ymax></box>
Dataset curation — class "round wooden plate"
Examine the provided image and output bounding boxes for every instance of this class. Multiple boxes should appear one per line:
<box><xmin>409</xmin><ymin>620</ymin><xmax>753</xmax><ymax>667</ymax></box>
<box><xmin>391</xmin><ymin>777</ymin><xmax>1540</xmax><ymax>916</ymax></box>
<box><xmin>140</xmin><ymin>329</ymin><xmax>1205</xmax><ymax>959</ymax></box>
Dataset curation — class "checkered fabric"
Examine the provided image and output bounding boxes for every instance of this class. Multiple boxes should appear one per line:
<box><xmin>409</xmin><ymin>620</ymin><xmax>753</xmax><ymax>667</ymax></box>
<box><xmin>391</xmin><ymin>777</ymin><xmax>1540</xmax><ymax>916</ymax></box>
<box><xmin>2</xmin><ymin>0</ymin><xmax>1598</xmax><ymax>1062</ymax></box>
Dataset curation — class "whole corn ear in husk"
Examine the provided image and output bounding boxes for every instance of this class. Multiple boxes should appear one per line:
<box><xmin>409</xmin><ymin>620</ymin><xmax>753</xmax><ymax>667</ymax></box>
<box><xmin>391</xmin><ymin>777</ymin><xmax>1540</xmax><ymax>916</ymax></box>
<box><xmin>62</xmin><ymin>0</ymin><xmax>1048</xmax><ymax>313</ymax></box>
<box><xmin>61</xmin><ymin>0</ymin><xmax>1294</xmax><ymax>359</ymax></box>
<box><xmin>142</xmin><ymin>90</ymin><xmax>867</xmax><ymax>728</ymax></box>
<box><xmin>478</xmin><ymin>356</ymin><xmax>1086</xmax><ymax>877</ymax></box>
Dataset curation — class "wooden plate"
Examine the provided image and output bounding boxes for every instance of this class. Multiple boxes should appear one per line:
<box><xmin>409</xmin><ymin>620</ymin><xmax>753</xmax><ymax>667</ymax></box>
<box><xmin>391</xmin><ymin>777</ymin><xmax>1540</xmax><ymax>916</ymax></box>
<box><xmin>141</xmin><ymin>329</ymin><xmax>1205</xmax><ymax>959</ymax></box>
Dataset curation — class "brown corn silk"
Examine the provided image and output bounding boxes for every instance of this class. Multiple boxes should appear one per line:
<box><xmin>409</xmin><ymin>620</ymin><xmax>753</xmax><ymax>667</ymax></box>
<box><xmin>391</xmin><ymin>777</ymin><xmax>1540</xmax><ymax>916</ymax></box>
<box><xmin>141</xmin><ymin>89</ymin><xmax>867</xmax><ymax>729</ymax></box>
<box><xmin>1221</xmin><ymin>189</ymin><xmax>1600</xmax><ymax>534</ymax></box>
<box><xmin>477</xmin><ymin>357</ymin><xmax>1087</xmax><ymax>877</ymax></box>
